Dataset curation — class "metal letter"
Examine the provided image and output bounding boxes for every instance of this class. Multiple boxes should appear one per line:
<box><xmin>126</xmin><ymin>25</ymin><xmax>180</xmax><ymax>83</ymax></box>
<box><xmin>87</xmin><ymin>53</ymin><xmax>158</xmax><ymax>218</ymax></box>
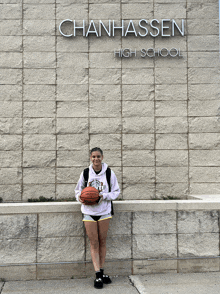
<box><xmin>160</xmin><ymin>48</ymin><xmax>169</xmax><ymax>57</ymax></box>
<box><xmin>99</xmin><ymin>20</ymin><xmax>111</xmax><ymax>37</ymax></box>
<box><xmin>172</xmin><ymin>19</ymin><xmax>184</xmax><ymax>37</ymax></box>
<box><xmin>146</xmin><ymin>48</ymin><xmax>155</xmax><ymax>58</ymax></box>
<box><xmin>114</xmin><ymin>49</ymin><xmax>122</xmax><ymax>57</ymax></box>
<box><xmin>150</xmin><ymin>19</ymin><xmax>160</xmax><ymax>37</ymax></box>
<box><xmin>112</xmin><ymin>20</ymin><xmax>124</xmax><ymax>37</ymax></box>
<box><xmin>59</xmin><ymin>19</ymin><xmax>73</xmax><ymax>38</ymax></box>
<box><xmin>130</xmin><ymin>49</ymin><xmax>137</xmax><ymax>57</ymax></box>
<box><xmin>141</xmin><ymin>49</ymin><xmax>147</xmax><ymax>58</ymax></box>
<box><xmin>86</xmin><ymin>20</ymin><xmax>99</xmax><ymax>37</ymax></box>
<box><xmin>125</xmin><ymin>20</ymin><xmax>137</xmax><ymax>37</ymax></box>
<box><xmin>138</xmin><ymin>19</ymin><xmax>148</xmax><ymax>37</ymax></box>
<box><xmin>122</xmin><ymin>49</ymin><xmax>130</xmax><ymax>58</ymax></box>
<box><xmin>74</xmin><ymin>20</ymin><xmax>85</xmax><ymax>37</ymax></box>
<box><xmin>170</xmin><ymin>48</ymin><xmax>178</xmax><ymax>57</ymax></box>
<box><xmin>161</xmin><ymin>19</ymin><xmax>170</xmax><ymax>37</ymax></box>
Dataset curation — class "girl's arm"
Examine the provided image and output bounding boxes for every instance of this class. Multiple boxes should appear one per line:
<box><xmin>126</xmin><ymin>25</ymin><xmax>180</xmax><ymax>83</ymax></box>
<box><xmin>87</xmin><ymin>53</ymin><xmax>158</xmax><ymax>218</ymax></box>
<box><xmin>101</xmin><ymin>170</ymin><xmax>120</xmax><ymax>201</ymax></box>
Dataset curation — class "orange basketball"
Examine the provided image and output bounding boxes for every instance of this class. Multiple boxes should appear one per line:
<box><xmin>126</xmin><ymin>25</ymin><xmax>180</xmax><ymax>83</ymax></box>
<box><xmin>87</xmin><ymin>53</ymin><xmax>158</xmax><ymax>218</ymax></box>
<box><xmin>80</xmin><ymin>186</ymin><xmax>100</xmax><ymax>205</ymax></box>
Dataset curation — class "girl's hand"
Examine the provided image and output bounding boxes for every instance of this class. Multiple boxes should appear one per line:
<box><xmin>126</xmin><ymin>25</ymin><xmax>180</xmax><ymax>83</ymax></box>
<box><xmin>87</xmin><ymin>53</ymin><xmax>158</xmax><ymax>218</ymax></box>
<box><xmin>98</xmin><ymin>194</ymin><xmax>103</xmax><ymax>204</ymax></box>
<box><xmin>79</xmin><ymin>195</ymin><xmax>86</xmax><ymax>204</ymax></box>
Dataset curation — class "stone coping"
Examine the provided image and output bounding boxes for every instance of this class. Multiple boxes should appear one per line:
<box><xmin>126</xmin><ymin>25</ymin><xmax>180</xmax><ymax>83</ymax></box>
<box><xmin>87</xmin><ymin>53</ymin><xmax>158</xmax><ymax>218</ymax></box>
<box><xmin>1</xmin><ymin>196</ymin><xmax>220</xmax><ymax>214</ymax></box>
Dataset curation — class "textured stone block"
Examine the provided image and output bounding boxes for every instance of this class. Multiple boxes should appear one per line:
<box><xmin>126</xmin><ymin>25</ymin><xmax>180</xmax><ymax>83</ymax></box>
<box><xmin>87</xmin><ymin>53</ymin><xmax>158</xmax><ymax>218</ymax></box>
<box><xmin>189</xmin><ymin>167</ymin><xmax>220</xmax><ymax>183</ymax></box>
<box><xmin>122</xmin><ymin>3</ymin><xmax>153</xmax><ymax>18</ymax></box>
<box><xmin>57</xmin><ymin>52</ymin><xmax>88</xmax><ymax>68</ymax></box>
<box><xmin>189</xmin><ymin>133</ymin><xmax>220</xmax><ymax>149</ymax></box>
<box><xmin>178</xmin><ymin>258</ymin><xmax>219</xmax><ymax>273</ymax></box>
<box><xmin>57</xmin><ymin>134</ymin><xmax>89</xmax><ymax>150</ymax></box>
<box><xmin>178</xmin><ymin>211</ymin><xmax>218</xmax><ymax>234</ymax></box>
<box><xmin>156</xmin><ymin>117</ymin><xmax>188</xmax><ymax>134</ymax></box>
<box><xmin>187</xmin><ymin>19</ymin><xmax>219</xmax><ymax>35</ymax></box>
<box><xmin>23</xmin><ymin>168</ymin><xmax>55</xmax><ymax>184</ymax></box>
<box><xmin>122</xmin><ymin>101</ymin><xmax>154</xmax><ymax>117</ymax></box>
<box><xmin>123</xmin><ymin>134</ymin><xmax>154</xmax><ymax>150</ymax></box>
<box><xmin>0</xmin><ymin>184</ymin><xmax>21</xmax><ymax>201</ymax></box>
<box><xmin>156</xmin><ymin>134</ymin><xmax>188</xmax><ymax>149</ymax></box>
<box><xmin>0</xmin><ymin>85</ymin><xmax>22</xmax><ymax>101</ymax></box>
<box><xmin>57</xmin><ymin>101</ymin><xmax>88</xmax><ymax>118</ymax></box>
<box><xmin>23</xmin><ymin>118</ymin><xmax>55</xmax><ymax>134</ymax></box>
<box><xmin>123</xmin><ymin>167</ymin><xmax>155</xmax><ymax>184</ymax></box>
<box><xmin>24</xmin><ymin>37</ymin><xmax>55</xmax><ymax>54</ymax></box>
<box><xmin>57</xmin><ymin>150</ymin><xmax>89</xmax><ymax>167</ymax></box>
<box><xmin>122</xmin><ymin>85</ymin><xmax>154</xmax><ymax>101</ymax></box>
<box><xmin>23</xmin><ymin>20</ymin><xmax>55</xmax><ymax>35</ymax></box>
<box><xmin>24</xmin><ymin>69</ymin><xmax>56</xmax><ymax>84</ymax></box>
<box><xmin>187</xmin><ymin>2</ymin><xmax>219</xmax><ymax>19</ymax></box>
<box><xmin>0</xmin><ymin>69</ymin><xmax>22</xmax><ymax>84</ymax></box>
<box><xmin>0</xmin><ymin>168</ymin><xmax>22</xmax><ymax>184</ymax></box>
<box><xmin>23</xmin><ymin>151</ymin><xmax>56</xmax><ymax>167</ymax></box>
<box><xmin>156</xmin><ymin>150</ymin><xmax>188</xmax><ymax>166</ymax></box>
<box><xmin>189</xmin><ymin>100</ymin><xmax>219</xmax><ymax>116</ymax></box>
<box><xmin>89</xmin><ymin>4</ymin><xmax>120</xmax><ymax>19</ymax></box>
<box><xmin>23</xmin><ymin>4</ymin><xmax>55</xmax><ymax>19</ymax></box>
<box><xmin>188</xmin><ymin>35</ymin><xmax>218</xmax><ymax>51</ymax></box>
<box><xmin>23</xmin><ymin>184</ymin><xmax>55</xmax><ymax>201</ymax></box>
<box><xmin>90</xmin><ymin>68</ymin><xmax>121</xmax><ymax>84</ymax></box>
<box><xmin>188</xmin><ymin>52</ymin><xmax>219</xmax><ymax>68</ymax></box>
<box><xmin>0</xmin><ymin>52</ymin><xmax>22</xmax><ymax>68</ymax></box>
<box><xmin>0</xmin><ymin>151</ymin><xmax>21</xmax><ymax>167</ymax></box>
<box><xmin>0</xmin><ymin>20</ymin><xmax>22</xmax><ymax>35</ymax></box>
<box><xmin>37</xmin><ymin>263</ymin><xmax>85</xmax><ymax>280</ymax></box>
<box><xmin>155</xmin><ymin>51</ymin><xmax>187</xmax><ymax>68</ymax></box>
<box><xmin>90</xmin><ymin>118</ymin><xmax>122</xmax><ymax>134</ymax></box>
<box><xmin>154</xmin><ymin>3</ymin><xmax>186</xmax><ymax>18</ymax></box>
<box><xmin>57</xmin><ymin>35</ymin><xmax>88</xmax><ymax>52</ymax></box>
<box><xmin>57</xmin><ymin>3</ymin><xmax>88</xmax><ymax>19</ymax></box>
<box><xmin>155</xmin><ymin>84</ymin><xmax>187</xmax><ymax>100</ymax></box>
<box><xmin>155</xmin><ymin>36</ymin><xmax>186</xmax><ymax>51</ymax></box>
<box><xmin>0</xmin><ymin>118</ymin><xmax>22</xmax><ymax>134</ymax></box>
<box><xmin>89</xmin><ymin>36</ymin><xmax>121</xmax><ymax>52</ymax></box>
<box><xmin>89</xmin><ymin>53</ymin><xmax>121</xmax><ymax>69</ymax></box>
<box><xmin>133</xmin><ymin>234</ymin><xmax>177</xmax><ymax>259</ymax></box>
<box><xmin>0</xmin><ymin>4</ymin><xmax>21</xmax><ymax>19</ymax></box>
<box><xmin>0</xmin><ymin>36</ymin><xmax>22</xmax><ymax>51</ymax></box>
<box><xmin>189</xmin><ymin>84</ymin><xmax>219</xmax><ymax>100</ymax></box>
<box><xmin>90</xmin><ymin>100</ymin><xmax>121</xmax><ymax>118</ymax></box>
<box><xmin>133</xmin><ymin>259</ymin><xmax>177</xmax><ymax>275</ymax></box>
<box><xmin>0</xmin><ymin>238</ymin><xmax>36</xmax><ymax>264</ymax></box>
<box><xmin>178</xmin><ymin>233</ymin><xmax>219</xmax><ymax>257</ymax></box>
<box><xmin>57</xmin><ymin>85</ymin><xmax>88</xmax><ymax>101</ymax></box>
<box><xmin>23</xmin><ymin>135</ymin><xmax>56</xmax><ymax>150</ymax></box>
<box><xmin>133</xmin><ymin>211</ymin><xmax>176</xmax><ymax>234</ymax></box>
<box><xmin>155</xmin><ymin>67</ymin><xmax>187</xmax><ymax>84</ymax></box>
<box><xmin>0</xmin><ymin>135</ymin><xmax>22</xmax><ymax>150</ymax></box>
<box><xmin>38</xmin><ymin>212</ymin><xmax>83</xmax><ymax>237</ymax></box>
<box><xmin>86</xmin><ymin>235</ymin><xmax>131</xmax><ymax>261</ymax></box>
<box><xmin>0</xmin><ymin>102</ymin><xmax>22</xmax><ymax>118</ymax></box>
<box><xmin>123</xmin><ymin>117</ymin><xmax>154</xmax><ymax>133</ymax></box>
<box><xmin>0</xmin><ymin>214</ymin><xmax>37</xmax><ymax>239</ymax></box>
<box><xmin>56</xmin><ymin>184</ymin><xmax>76</xmax><ymax>199</ymax></box>
<box><xmin>56</xmin><ymin>118</ymin><xmax>88</xmax><ymax>134</ymax></box>
<box><xmin>190</xmin><ymin>150</ymin><xmax>220</xmax><ymax>166</ymax></box>
<box><xmin>189</xmin><ymin>117</ymin><xmax>220</xmax><ymax>133</ymax></box>
<box><xmin>123</xmin><ymin>183</ymin><xmax>155</xmax><ymax>200</ymax></box>
<box><xmin>57</xmin><ymin>67</ymin><xmax>88</xmax><ymax>84</ymax></box>
<box><xmin>102</xmin><ymin>150</ymin><xmax>122</xmax><ymax>167</ymax></box>
<box><xmin>123</xmin><ymin>150</ymin><xmax>154</xmax><ymax>166</ymax></box>
<box><xmin>37</xmin><ymin>237</ymin><xmax>84</xmax><ymax>262</ymax></box>
<box><xmin>190</xmin><ymin>183</ymin><xmax>220</xmax><ymax>195</ymax></box>
<box><xmin>122</xmin><ymin>35</ymin><xmax>154</xmax><ymax>49</ymax></box>
<box><xmin>24</xmin><ymin>52</ymin><xmax>56</xmax><ymax>68</ymax></box>
<box><xmin>156</xmin><ymin>101</ymin><xmax>187</xmax><ymax>117</ymax></box>
<box><xmin>57</xmin><ymin>167</ymin><xmax>82</xmax><ymax>184</ymax></box>
<box><xmin>122</xmin><ymin>55</ymin><xmax>154</xmax><ymax>69</ymax></box>
<box><xmin>0</xmin><ymin>265</ymin><xmax>36</xmax><ymax>281</ymax></box>
<box><xmin>122</xmin><ymin>68</ymin><xmax>154</xmax><ymax>85</ymax></box>
<box><xmin>89</xmin><ymin>85</ymin><xmax>121</xmax><ymax>101</ymax></box>
<box><xmin>188</xmin><ymin>68</ymin><xmax>219</xmax><ymax>84</ymax></box>
<box><xmin>90</xmin><ymin>134</ymin><xmax>121</xmax><ymax>150</ymax></box>
<box><xmin>108</xmin><ymin>212</ymin><xmax>131</xmax><ymax>236</ymax></box>
<box><xmin>156</xmin><ymin>167</ymin><xmax>188</xmax><ymax>183</ymax></box>
<box><xmin>156</xmin><ymin>183</ymin><xmax>188</xmax><ymax>199</ymax></box>
<box><xmin>24</xmin><ymin>102</ymin><xmax>55</xmax><ymax>118</ymax></box>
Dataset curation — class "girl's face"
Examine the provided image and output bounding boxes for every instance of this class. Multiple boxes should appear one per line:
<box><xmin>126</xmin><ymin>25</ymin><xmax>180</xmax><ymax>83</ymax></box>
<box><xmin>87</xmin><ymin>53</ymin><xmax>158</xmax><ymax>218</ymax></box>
<box><xmin>90</xmin><ymin>151</ymin><xmax>103</xmax><ymax>169</ymax></box>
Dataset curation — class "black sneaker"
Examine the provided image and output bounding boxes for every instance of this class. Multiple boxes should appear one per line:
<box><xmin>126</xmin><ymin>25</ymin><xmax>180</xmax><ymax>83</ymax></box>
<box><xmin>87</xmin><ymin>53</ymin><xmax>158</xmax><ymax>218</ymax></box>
<box><xmin>102</xmin><ymin>274</ymin><xmax>112</xmax><ymax>284</ymax></box>
<box><xmin>94</xmin><ymin>277</ymin><xmax>103</xmax><ymax>289</ymax></box>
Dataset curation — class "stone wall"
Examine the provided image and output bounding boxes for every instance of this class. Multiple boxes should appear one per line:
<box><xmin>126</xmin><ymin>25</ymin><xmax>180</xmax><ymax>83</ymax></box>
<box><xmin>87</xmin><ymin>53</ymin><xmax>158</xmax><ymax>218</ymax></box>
<box><xmin>0</xmin><ymin>0</ymin><xmax>219</xmax><ymax>202</ymax></box>
<box><xmin>0</xmin><ymin>200</ymin><xmax>220</xmax><ymax>281</ymax></box>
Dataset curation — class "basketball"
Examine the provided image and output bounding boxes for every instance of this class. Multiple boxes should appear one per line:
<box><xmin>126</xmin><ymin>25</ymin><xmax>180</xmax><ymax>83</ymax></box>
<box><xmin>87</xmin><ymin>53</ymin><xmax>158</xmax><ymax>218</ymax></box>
<box><xmin>80</xmin><ymin>186</ymin><xmax>100</xmax><ymax>205</ymax></box>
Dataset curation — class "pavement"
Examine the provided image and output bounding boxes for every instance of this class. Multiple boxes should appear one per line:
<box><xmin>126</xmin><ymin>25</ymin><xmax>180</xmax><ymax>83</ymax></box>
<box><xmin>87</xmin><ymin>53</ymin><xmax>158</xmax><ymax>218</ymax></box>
<box><xmin>1</xmin><ymin>272</ymin><xmax>220</xmax><ymax>294</ymax></box>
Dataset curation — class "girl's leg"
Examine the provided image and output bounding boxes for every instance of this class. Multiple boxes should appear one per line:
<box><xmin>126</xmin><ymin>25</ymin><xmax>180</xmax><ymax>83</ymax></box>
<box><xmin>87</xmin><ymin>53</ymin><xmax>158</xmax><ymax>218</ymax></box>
<box><xmin>84</xmin><ymin>221</ymin><xmax>100</xmax><ymax>271</ymax></box>
<box><xmin>97</xmin><ymin>218</ymin><xmax>111</xmax><ymax>268</ymax></box>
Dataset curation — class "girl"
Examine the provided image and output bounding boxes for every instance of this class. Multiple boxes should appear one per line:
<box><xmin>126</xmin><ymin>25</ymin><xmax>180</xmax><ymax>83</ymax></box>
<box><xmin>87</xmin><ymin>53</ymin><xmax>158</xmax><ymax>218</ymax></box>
<box><xmin>75</xmin><ymin>147</ymin><xmax>120</xmax><ymax>289</ymax></box>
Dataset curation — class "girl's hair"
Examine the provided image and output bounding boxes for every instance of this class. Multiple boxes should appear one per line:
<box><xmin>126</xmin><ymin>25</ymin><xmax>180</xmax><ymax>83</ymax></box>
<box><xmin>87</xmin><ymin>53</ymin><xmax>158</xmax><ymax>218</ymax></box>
<box><xmin>90</xmin><ymin>147</ymin><xmax>103</xmax><ymax>156</ymax></box>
